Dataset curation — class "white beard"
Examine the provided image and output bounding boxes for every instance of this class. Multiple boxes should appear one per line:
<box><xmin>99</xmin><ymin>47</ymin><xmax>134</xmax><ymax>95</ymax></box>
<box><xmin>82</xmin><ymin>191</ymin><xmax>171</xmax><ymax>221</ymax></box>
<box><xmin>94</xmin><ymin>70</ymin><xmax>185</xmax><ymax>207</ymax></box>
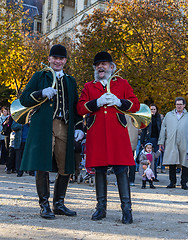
<box><xmin>94</xmin><ymin>68</ymin><xmax>112</xmax><ymax>82</ymax></box>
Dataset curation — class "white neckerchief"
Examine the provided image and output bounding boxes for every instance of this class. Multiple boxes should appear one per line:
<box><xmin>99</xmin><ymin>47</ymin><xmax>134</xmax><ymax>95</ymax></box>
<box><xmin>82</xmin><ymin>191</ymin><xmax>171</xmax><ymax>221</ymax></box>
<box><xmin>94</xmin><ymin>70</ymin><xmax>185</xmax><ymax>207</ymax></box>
<box><xmin>100</xmin><ymin>80</ymin><xmax>108</xmax><ymax>87</ymax></box>
<box><xmin>55</xmin><ymin>70</ymin><xmax>64</xmax><ymax>79</ymax></box>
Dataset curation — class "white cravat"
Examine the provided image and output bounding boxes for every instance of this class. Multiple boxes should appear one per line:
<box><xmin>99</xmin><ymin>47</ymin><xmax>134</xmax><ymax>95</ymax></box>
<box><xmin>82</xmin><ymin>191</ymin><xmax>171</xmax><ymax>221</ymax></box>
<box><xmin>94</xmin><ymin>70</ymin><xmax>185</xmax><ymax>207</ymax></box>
<box><xmin>100</xmin><ymin>80</ymin><xmax>108</xmax><ymax>87</ymax></box>
<box><xmin>55</xmin><ymin>70</ymin><xmax>64</xmax><ymax>79</ymax></box>
<box><xmin>55</xmin><ymin>70</ymin><xmax>64</xmax><ymax>118</ymax></box>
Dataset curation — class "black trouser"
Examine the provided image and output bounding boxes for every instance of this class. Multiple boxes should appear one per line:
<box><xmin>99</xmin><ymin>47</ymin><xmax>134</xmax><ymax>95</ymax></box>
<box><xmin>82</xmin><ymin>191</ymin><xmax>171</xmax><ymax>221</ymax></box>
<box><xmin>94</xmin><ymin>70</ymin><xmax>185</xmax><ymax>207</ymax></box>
<box><xmin>169</xmin><ymin>165</ymin><xmax>188</xmax><ymax>186</ymax></box>
<box><xmin>128</xmin><ymin>165</ymin><xmax>136</xmax><ymax>183</ymax></box>
<box><xmin>6</xmin><ymin>147</ymin><xmax>16</xmax><ymax>171</ymax></box>
<box><xmin>169</xmin><ymin>165</ymin><xmax>176</xmax><ymax>184</ymax></box>
<box><xmin>181</xmin><ymin>166</ymin><xmax>188</xmax><ymax>186</ymax></box>
<box><xmin>0</xmin><ymin>139</ymin><xmax>8</xmax><ymax>164</ymax></box>
<box><xmin>15</xmin><ymin>142</ymin><xmax>25</xmax><ymax>172</ymax></box>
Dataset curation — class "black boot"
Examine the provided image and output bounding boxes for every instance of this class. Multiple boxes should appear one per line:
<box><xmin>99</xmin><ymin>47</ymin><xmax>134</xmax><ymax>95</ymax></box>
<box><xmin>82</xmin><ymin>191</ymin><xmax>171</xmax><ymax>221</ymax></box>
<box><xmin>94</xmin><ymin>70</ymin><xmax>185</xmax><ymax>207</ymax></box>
<box><xmin>53</xmin><ymin>174</ymin><xmax>76</xmax><ymax>216</ymax></box>
<box><xmin>149</xmin><ymin>180</ymin><xmax>155</xmax><ymax>189</ymax></box>
<box><xmin>141</xmin><ymin>180</ymin><xmax>146</xmax><ymax>189</ymax></box>
<box><xmin>36</xmin><ymin>171</ymin><xmax>55</xmax><ymax>219</ymax></box>
<box><xmin>17</xmin><ymin>170</ymin><xmax>23</xmax><ymax>177</ymax></box>
<box><xmin>92</xmin><ymin>172</ymin><xmax>107</xmax><ymax>221</ymax></box>
<box><xmin>116</xmin><ymin>170</ymin><xmax>133</xmax><ymax>224</ymax></box>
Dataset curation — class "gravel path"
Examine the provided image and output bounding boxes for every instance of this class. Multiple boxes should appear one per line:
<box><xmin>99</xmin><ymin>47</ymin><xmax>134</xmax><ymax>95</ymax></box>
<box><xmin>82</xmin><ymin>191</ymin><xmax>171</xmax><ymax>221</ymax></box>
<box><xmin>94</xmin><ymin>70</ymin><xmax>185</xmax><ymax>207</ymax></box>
<box><xmin>0</xmin><ymin>165</ymin><xmax>188</xmax><ymax>240</ymax></box>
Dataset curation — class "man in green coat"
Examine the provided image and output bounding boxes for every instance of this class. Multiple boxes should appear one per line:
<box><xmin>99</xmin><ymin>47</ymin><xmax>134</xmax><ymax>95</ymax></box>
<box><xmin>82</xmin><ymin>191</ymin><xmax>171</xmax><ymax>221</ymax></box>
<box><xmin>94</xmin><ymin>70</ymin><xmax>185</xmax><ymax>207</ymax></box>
<box><xmin>20</xmin><ymin>44</ymin><xmax>84</xmax><ymax>219</ymax></box>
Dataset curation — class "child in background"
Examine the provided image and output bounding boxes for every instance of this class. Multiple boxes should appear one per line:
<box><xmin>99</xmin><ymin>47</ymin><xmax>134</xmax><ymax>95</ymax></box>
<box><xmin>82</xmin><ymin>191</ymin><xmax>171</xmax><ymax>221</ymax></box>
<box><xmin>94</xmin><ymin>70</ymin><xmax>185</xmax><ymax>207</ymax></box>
<box><xmin>139</xmin><ymin>143</ymin><xmax>161</xmax><ymax>189</ymax></box>
<box><xmin>6</xmin><ymin>131</ymin><xmax>16</xmax><ymax>174</ymax></box>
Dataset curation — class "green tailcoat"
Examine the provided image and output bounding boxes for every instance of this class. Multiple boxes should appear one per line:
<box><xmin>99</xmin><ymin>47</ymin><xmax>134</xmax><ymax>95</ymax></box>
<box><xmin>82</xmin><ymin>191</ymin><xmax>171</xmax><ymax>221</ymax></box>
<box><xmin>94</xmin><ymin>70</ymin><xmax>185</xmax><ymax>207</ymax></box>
<box><xmin>20</xmin><ymin>70</ymin><xmax>82</xmax><ymax>174</ymax></box>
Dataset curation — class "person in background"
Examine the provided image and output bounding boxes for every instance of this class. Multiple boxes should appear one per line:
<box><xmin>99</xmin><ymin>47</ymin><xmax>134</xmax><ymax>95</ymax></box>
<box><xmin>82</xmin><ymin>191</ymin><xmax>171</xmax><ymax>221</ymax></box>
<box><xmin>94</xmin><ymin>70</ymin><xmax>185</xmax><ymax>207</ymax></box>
<box><xmin>11</xmin><ymin>121</ymin><xmax>31</xmax><ymax>177</ymax></box>
<box><xmin>0</xmin><ymin>107</ymin><xmax>12</xmax><ymax>166</ymax></box>
<box><xmin>6</xmin><ymin>130</ymin><xmax>16</xmax><ymax>174</ymax></box>
<box><xmin>140</xmin><ymin>103</ymin><xmax>161</xmax><ymax>181</ymax></box>
<box><xmin>159</xmin><ymin>114</ymin><xmax>166</xmax><ymax>173</ymax></box>
<box><xmin>158</xmin><ymin>97</ymin><xmax>188</xmax><ymax>190</ymax></box>
<box><xmin>77</xmin><ymin>51</ymin><xmax>140</xmax><ymax>224</ymax></box>
<box><xmin>125</xmin><ymin>115</ymin><xmax>139</xmax><ymax>186</ymax></box>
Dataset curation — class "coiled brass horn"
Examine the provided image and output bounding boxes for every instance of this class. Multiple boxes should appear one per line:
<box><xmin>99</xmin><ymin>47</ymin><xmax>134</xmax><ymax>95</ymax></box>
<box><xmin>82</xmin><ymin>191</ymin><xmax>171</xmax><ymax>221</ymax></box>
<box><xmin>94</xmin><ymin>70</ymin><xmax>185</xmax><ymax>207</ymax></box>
<box><xmin>124</xmin><ymin>103</ymin><xmax>151</xmax><ymax>129</ymax></box>
<box><xmin>10</xmin><ymin>63</ymin><xmax>56</xmax><ymax>124</ymax></box>
<box><xmin>107</xmin><ymin>69</ymin><xmax>151</xmax><ymax>129</ymax></box>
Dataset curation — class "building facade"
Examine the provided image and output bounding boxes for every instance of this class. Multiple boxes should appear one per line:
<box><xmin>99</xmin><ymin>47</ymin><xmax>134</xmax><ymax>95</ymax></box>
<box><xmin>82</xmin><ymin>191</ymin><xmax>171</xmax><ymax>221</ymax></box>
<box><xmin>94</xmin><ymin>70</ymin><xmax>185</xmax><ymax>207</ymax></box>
<box><xmin>5</xmin><ymin>0</ymin><xmax>43</xmax><ymax>33</ymax></box>
<box><xmin>40</xmin><ymin>0</ymin><xmax>108</xmax><ymax>40</ymax></box>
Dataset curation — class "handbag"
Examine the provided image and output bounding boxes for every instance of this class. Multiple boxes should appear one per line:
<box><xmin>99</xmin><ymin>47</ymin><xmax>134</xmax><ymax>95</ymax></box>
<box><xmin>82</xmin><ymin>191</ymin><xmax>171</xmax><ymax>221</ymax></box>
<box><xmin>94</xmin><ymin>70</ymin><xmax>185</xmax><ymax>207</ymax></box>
<box><xmin>135</xmin><ymin>146</ymin><xmax>143</xmax><ymax>164</ymax></box>
<box><xmin>1</xmin><ymin>124</ymin><xmax>9</xmax><ymax>136</ymax></box>
<box><xmin>1</xmin><ymin>122</ymin><xmax>11</xmax><ymax>136</ymax></box>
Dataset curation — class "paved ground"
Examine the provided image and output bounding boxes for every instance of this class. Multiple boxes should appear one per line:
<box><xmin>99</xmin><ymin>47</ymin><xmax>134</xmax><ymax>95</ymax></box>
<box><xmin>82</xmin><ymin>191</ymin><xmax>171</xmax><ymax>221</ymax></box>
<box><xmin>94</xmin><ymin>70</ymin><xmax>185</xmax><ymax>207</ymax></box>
<box><xmin>0</xmin><ymin>165</ymin><xmax>188</xmax><ymax>240</ymax></box>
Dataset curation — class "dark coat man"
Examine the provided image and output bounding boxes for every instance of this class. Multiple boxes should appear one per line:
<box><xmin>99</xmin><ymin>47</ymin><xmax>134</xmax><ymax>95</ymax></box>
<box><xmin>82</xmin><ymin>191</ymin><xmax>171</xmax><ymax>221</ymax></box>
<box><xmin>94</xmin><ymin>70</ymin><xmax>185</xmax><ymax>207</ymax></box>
<box><xmin>20</xmin><ymin>44</ymin><xmax>84</xmax><ymax>219</ymax></box>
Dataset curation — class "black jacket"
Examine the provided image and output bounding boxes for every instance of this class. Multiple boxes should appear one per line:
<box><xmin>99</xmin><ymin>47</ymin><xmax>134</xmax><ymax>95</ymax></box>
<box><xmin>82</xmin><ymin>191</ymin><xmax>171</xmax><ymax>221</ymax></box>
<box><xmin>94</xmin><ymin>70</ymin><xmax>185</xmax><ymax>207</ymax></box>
<box><xmin>140</xmin><ymin>113</ymin><xmax>162</xmax><ymax>145</ymax></box>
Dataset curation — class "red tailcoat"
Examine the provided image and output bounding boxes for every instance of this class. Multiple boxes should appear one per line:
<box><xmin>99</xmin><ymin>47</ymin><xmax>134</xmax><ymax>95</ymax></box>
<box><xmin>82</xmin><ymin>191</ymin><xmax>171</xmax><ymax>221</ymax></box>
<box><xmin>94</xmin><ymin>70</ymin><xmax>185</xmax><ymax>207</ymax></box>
<box><xmin>77</xmin><ymin>77</ymin><xmax>140</xmax><ymax>168</ymax></box>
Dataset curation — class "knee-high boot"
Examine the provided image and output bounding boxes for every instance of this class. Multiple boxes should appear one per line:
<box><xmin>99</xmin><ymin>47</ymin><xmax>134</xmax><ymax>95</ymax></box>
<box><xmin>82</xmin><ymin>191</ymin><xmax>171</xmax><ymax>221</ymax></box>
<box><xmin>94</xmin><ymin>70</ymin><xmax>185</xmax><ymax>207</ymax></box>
<box><xmin>53</xmin><ymin>174</ymin><xmax>77</xmax><ymax>216</ymax></box>
<box><xmin>92</xmin><ymin>172</ymin><xmax>107</xmax><ymax>221</ymax></box>
<box><xmin>116</xmin><ymin>170</ymin><xmax>133</xmax><ymax>224</ymax></box>
<box><xmin>36</xmin><ymin>171</ymin><xmax>55</xmax><ymax>219</ymax></box>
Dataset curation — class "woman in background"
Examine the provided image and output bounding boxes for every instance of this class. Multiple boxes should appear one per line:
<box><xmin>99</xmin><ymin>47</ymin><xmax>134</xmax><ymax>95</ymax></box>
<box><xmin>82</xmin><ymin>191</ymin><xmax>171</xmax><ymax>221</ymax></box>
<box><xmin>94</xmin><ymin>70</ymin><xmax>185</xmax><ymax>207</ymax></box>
<box><xmin>140</xmin><ymin>103</ymin><xmax>162</xmax><ymax>181</ymax></box>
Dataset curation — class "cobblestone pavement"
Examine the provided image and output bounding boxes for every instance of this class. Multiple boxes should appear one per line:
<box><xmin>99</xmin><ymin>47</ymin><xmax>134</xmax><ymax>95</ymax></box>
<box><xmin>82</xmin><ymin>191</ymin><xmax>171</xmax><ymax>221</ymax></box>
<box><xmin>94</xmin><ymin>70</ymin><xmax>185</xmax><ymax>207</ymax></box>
<box><xmin>0</xmin><ymin>165</ymin><xmax>188</xmax><ymax>240</ymax></box>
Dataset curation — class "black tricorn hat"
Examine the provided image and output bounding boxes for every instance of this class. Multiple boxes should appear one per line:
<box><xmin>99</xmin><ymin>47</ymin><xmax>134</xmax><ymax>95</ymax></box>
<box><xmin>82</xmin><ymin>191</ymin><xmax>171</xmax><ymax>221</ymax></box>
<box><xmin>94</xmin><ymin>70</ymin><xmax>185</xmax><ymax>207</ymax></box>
<box><xmin>93</xmin><ymin>51</ymin><xmax>113</xmax><ymax>65</ymax></box>
<box><xmin>49</xmin><ymin>44</ymin><xmax>67</xmax><ymax>58</ymax></box>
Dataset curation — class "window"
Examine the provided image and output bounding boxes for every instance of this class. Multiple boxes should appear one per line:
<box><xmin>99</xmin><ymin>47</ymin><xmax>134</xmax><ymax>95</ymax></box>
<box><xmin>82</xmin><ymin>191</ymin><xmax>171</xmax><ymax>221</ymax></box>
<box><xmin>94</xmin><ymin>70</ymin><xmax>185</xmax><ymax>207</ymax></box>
<box><xmin>64</xmin><ymin>0</ymin><xmax>75</xmax><ymax>7</ymax></box>
<box><xmin>84</xmin><ymin>0</ymin><xmax>91</xmax><ymax>9</ymax></box>
<box><xmin>48</xmin><ymin>0</ymin><xmax>52</xmax><ymax>10</ymax></box>
<box><xmin>47</xmin><ymin>19</ymin><xmax>51</xmax><ymax>32</ymax></box>
<box><xmin>37</xmin><ymin>22</ymin><xmax>42</xmax><ymax>33</ymax></box>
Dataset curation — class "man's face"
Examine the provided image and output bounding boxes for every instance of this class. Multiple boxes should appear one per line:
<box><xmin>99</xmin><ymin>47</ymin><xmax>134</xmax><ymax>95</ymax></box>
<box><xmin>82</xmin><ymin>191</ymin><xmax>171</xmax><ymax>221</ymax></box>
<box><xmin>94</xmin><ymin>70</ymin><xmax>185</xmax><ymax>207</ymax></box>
<box><xmin>95</xmin><ymin>61</ymin><xmax>113</xmax><ymax>81</ymax></box>
<box><xmin>48</xmin><ymin>56</ymin><xmax>67</xmax><ymax>71</ymax></box>
<box><xmin>175</xmin><ymin>100</ymin><xmax>185</xmax><ymax>113</ymax></box>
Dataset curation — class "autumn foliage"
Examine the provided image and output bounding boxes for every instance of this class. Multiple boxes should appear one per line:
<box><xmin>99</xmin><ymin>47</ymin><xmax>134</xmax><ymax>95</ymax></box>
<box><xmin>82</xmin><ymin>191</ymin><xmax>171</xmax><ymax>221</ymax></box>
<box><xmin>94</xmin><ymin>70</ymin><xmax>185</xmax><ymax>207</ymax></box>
<box><xmin>70</xmin><ymin>0</ymin><xmax>188</xmax><ymax>113</ymax></box>
<box><xmin>0</xmin><ymin>0</ymin><xmax>50</xmax><ymax>102</ymax></box>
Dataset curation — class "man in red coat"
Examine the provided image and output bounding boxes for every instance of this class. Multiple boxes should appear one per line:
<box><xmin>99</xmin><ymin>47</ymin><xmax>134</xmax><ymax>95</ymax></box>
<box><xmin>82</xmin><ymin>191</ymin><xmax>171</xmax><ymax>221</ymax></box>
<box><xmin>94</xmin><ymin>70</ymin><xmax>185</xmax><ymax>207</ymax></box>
<box><xmin>77</xmin><ymin>51</ymin><xmax>140</xmax><ymax>224</ymax></box>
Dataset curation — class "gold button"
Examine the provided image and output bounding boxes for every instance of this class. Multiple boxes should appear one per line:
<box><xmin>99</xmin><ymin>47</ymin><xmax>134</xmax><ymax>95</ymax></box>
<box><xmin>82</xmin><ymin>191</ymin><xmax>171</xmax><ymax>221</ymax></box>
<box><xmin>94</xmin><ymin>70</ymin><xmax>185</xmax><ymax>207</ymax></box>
<box><xmin>104</xmin><ymin>106</ymin><xmax>107</xmax><ymax>109</ymax></box>
<box><xmin>50</xmin><ymin>104</ymin><xmax>53</xmax><ymax>107</ymax></box>
<box><xmin>104</xmin><ymin>111</ymin><xmax>107</xmax><ymax>114</ymax></box>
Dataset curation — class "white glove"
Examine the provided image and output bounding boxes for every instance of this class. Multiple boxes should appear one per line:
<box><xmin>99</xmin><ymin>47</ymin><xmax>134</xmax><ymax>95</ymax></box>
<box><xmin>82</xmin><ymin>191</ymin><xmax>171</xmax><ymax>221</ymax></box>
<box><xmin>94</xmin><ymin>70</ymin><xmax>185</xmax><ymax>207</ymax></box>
<box><xmin>106</xmin><ymin>93</ymin><xmax>122</xmax><ymax>107</ymax></box>
<box><xmin>42</xmin><ymin>87</ymin><xmax>57</xmax><ymax>100</ymax></box>
<box><xmin>74</xmin><ymin>130</ymin><xmax>84</xmax><ymax>142</ymax></box>
<box><xmin>97</xmin><ymin>93</ymin><xmax>109</xmax><ymax>107</ymax></box>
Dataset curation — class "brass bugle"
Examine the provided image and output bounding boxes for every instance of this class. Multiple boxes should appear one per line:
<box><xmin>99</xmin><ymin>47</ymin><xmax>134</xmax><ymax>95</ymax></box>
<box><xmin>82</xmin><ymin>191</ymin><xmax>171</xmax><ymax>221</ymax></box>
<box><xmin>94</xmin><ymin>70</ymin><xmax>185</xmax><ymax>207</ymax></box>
<box><xmin>10</xmin><ymin>63</ymin><xmax>56</xmax><ymax>124</ymax></box>
<box><xmin>106</xmin><ymin>69</ymin><xmax>121</xmax><ymax>93</ymax></box>
<box><xmin>125</xmin><ymin>103</ymin><xmax>151</xmax><ymax>129</ymax></box>
<box><xmin>106</xmin><ymin>69</ymin><xmax>151</xmax><ymax>129</ymax></box>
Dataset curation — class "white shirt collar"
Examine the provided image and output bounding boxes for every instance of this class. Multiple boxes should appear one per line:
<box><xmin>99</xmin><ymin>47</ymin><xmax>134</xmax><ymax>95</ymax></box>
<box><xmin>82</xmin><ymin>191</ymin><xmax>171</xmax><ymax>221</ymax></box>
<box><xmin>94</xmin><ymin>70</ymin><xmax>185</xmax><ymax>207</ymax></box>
<box><xmin>93</xmin><ymin>79</ymin><xmax>108</xmax><ymax>86</ymax></box>
<box><xmin>175</xmin><ymin>109</ymin><xmax>184</xmax><ymax>120</ymax></box>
